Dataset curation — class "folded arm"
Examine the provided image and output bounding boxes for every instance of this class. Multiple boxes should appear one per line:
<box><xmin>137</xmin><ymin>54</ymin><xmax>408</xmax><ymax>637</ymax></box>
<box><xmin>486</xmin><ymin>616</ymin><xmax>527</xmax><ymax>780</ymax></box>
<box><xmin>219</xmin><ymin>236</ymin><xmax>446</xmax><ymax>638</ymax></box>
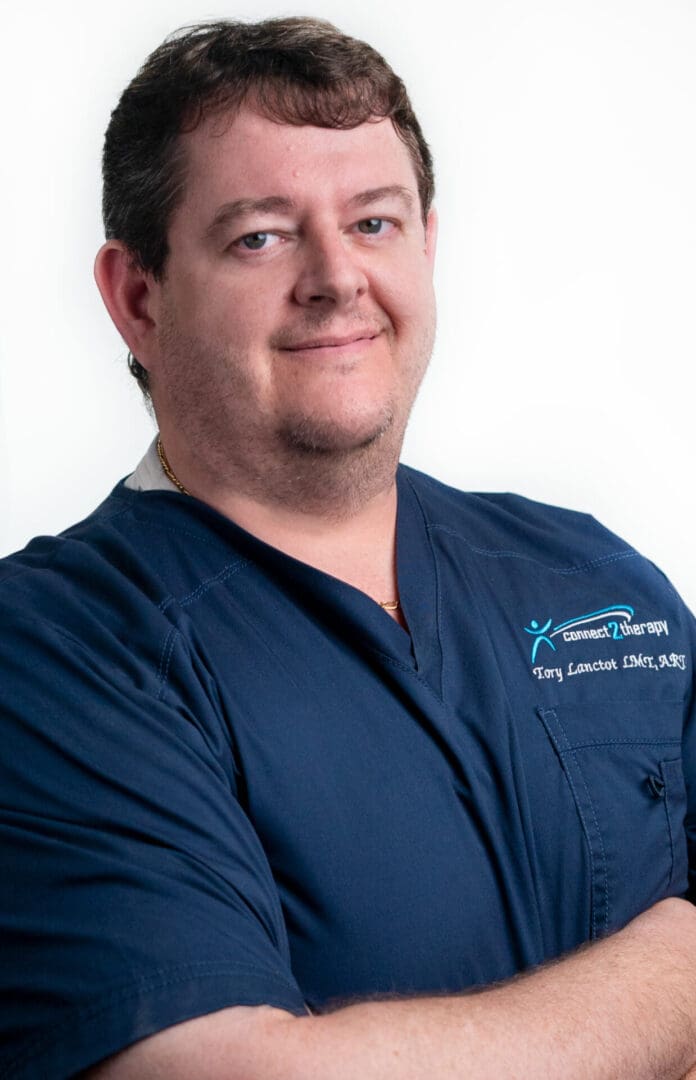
<box><xmin>88</xmin><ymin>897</ymin><xmax>696</xmax><ymax>1080</ymax></box>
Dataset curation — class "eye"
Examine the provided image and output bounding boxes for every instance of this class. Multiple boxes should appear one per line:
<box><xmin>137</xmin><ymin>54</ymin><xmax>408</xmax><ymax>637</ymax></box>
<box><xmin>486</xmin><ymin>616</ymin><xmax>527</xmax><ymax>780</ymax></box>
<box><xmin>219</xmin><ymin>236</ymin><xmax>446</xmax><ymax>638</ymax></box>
<box><xmin>357</xmin><ymin>218</ymin><xmax>386</xmax><ymax>235</ymax></box>
<box><xmin>231</xmin><ymin>231</ymin><xmax>285</xmax><ymax>254</ymax></box>
<box><xmin>239</xmin><ymin>232</ymin><xmax>272</xmax><ymax>251</ymax></box>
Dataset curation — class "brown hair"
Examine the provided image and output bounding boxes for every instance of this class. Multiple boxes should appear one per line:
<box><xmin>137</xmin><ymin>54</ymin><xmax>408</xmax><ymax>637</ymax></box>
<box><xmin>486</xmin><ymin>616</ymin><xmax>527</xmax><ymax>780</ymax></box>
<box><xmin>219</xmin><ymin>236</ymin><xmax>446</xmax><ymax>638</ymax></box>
<box><xmin>101</xmin><ymin>17</ymin><xmax>435</xmax><ymax>396</ymax></box>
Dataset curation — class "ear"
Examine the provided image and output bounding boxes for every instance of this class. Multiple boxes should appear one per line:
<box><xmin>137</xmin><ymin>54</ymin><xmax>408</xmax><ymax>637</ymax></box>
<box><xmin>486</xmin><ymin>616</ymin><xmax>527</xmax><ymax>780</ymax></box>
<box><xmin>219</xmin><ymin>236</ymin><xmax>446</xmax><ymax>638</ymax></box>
<box><xmin>94</xmin><ymin>241</ymin><xmax>159</xmax><ymax>369</ymax></box>
<box><xmin>424</xmin><ymin>207</ymin><xmax>438</xmax><ymax>267</ymax></box>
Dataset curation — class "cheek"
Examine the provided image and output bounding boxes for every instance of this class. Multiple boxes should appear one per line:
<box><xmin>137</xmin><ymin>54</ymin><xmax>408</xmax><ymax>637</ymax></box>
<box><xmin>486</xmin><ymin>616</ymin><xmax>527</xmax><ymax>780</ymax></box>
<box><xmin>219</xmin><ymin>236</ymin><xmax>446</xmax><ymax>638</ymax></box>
<box><xmin>385</xmin><ymin>271</ymin><xmax>435</xmax><ymax>333</ymax></box>
<box><xmin>169</xmin><ymin>258</ymin><xmax>276</xmax><ymax>324</ymax></box>
<box><xmin>204</xmin><ymin>276</ymin><xmax>285</xmax><ymax>344</ymax></box>
<box><xmin>374</xmin><ymin>248</ymin><xmax>433</xmax><ymax>309</ymax></box>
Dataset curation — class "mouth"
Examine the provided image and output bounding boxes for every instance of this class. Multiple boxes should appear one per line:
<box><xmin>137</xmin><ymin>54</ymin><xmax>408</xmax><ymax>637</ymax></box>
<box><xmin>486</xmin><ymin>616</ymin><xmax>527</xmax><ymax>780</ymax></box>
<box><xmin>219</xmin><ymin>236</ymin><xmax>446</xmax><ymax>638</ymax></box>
<box><xmin>281</xmin><ymin>330</ymin><xmax>381</xmax><ymax>354</ymax></box>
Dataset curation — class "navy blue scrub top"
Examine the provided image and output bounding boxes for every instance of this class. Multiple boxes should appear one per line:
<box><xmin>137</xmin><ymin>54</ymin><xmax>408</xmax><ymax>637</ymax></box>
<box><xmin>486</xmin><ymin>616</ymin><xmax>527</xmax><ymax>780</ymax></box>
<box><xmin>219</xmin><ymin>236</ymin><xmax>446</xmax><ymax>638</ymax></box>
<box><xmin>1</xmin><ymin>465</ymin><xmax>694</xmax><ymax>1078</ymax></box>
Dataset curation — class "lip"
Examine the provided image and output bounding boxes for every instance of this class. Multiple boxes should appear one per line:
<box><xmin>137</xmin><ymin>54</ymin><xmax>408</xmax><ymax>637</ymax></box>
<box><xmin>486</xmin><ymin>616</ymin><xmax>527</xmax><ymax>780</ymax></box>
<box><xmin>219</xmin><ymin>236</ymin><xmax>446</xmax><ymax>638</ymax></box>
<box><xmin>282</xmin><ymin>331</ymin><xmax>381</xmax><ymax>351</ymax></box>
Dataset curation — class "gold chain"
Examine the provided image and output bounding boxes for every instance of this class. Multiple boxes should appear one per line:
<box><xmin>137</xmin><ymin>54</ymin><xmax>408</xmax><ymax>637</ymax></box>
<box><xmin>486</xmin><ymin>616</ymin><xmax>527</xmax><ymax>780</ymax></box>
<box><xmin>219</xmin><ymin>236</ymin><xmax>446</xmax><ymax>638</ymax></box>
<box><xmin>156</xmin><ymin>436</ymin><xmax>398</xmax><ymax>610</ymax></box>
<box><xmin>156</xmin><ymin>437</ymin><xmax>191</xmax><ymax>496</ymax></box>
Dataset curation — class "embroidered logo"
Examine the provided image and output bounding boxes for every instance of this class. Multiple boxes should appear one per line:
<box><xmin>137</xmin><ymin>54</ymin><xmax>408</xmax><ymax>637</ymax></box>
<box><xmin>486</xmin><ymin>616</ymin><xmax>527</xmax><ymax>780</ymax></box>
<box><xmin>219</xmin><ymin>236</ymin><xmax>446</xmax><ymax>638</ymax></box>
<box><xmin>523</xmin><ymin>605</ymin><xmax>679</xmax><ymax>682</ymax></box>
<box><xmin>524</xmin><ymin>605</ymin><xmax>635</xmax><ymax>662</ymax></box>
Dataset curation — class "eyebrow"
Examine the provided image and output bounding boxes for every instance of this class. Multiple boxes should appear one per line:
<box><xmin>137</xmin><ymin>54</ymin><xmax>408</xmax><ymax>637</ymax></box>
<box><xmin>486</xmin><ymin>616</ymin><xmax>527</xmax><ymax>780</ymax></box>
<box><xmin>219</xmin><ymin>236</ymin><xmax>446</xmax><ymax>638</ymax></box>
<box><xmin>348</xmin><ymin>185</ymin><xmax>415</xmax><ymax>212</ymax></box>
<box><xmin>205</xmin><ymin>185</ymin><xmax>415</xmax><ymax>239</ymax></box>
<box><xmin>206</xmin><ymin>196</ymin><xmax>296</xmax><ymax>239</ymax></box>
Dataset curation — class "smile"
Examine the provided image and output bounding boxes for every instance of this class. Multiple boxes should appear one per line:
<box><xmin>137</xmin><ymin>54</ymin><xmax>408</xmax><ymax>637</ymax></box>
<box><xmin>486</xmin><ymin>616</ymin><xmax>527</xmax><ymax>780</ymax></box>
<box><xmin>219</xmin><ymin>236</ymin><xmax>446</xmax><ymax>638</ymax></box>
<box><xmin>282</xmin><ymin>331</ymin><xmax>381</xmax><ymax>355</ymax></box>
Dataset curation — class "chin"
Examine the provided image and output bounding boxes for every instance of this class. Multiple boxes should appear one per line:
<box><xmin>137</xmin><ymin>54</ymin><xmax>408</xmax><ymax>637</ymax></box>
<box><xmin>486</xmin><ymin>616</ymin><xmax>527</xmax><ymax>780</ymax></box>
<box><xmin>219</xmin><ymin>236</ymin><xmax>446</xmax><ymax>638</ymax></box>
<box><xmin>279</xmin><ymin>407</ymin><xmax>395</xmax><ymax>456</ymax></box>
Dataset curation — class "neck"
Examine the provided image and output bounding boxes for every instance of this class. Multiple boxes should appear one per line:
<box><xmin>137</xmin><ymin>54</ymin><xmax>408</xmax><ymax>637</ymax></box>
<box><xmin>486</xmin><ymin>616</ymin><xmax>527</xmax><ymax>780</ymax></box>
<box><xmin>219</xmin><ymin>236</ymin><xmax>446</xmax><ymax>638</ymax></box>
<box><xmin>210</xmin><ymin>479</ymin><xmax>400</xmax><ymax>604</ymax></box>
<box><xmin>155</xmin><ymin>433</ymin><xmax>403</xmax><ymax>615</ymax></box>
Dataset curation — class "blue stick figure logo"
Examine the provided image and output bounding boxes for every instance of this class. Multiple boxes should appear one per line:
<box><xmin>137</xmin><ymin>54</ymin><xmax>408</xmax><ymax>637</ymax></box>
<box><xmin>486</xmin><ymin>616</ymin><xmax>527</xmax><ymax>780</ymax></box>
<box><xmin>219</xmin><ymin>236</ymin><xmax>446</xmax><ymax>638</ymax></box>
<box><xmin>524</xmin><ymin>619</ymin><xmax>556</xmax><ymax>663</ymax></box>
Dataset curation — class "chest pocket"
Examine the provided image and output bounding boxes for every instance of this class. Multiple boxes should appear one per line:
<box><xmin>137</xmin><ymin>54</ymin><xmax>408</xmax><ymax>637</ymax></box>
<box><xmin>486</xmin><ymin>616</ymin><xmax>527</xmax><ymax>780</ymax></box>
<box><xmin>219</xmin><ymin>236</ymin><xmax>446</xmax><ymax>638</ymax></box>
<box><xmin>536</xmin><ymin>700</ymin><xmax>687</xmax><ymax>939</ymax></box>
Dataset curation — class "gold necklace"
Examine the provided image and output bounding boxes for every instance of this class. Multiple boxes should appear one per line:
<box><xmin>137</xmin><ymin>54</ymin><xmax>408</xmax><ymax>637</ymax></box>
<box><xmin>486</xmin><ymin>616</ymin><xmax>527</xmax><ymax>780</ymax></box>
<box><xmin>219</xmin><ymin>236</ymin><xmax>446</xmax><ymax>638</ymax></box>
<box><xmin>156</xmin><ymin>436</ymin><xmax>191</xmax><ymax>496</ymax></box>
<box><xmin>156</xmin><ymin>436</ymin><xmax>399</xmax><ymax>610</ymax></box>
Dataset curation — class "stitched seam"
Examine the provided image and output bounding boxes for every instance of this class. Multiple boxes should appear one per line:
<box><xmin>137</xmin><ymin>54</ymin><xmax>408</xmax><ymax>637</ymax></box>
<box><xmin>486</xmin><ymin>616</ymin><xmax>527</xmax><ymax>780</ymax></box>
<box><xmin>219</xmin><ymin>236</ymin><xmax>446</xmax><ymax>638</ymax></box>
<box><xmin>156</xmin><ymin>627</ymin><xmax>180</xmax><ymax>700</ymax></box>
<box><xmin>363</xmin><ymin>646</ymin><xmax>446</xmax><ymax>703</ymax></box>
<box><xmin>435</xmin><ymin>552</ymin><xmax>444</xmax><ymax>697</ymax></box>
<box><xmin>663</xmin><ymin>781</ymin><xmax>678</xmax><ymax>890</ymax></box>
<box><xmin>179</xmin><ymin>559</ymin><xmax>249</xmax><ymax>607</ymax></box>
<box><xmin>568</xmin><ymin>739</ymin><xmax>682</xmax><ymax>751</ymax></box>
<box><xmin>158</xmin><ymin>558</ymin><xmax>250</xmax><ymax>613</ymax></box>
<box><xmin>0</xmin><ymin>614</ymin><xmax>182</xmax><ymax>709</ymax></box>
<box><xmin>538</xmin><ymin>708</ymin><xmax>606</xmax><ymax>937</ymax></box>
<box><xmin>426</xmin><ymin>524</ymin><xmax>637</xmax><ymax>575</ymax></box>
<box><xmin>404</xmin><ymin>474</ymin><xmax>446</xmax><ymax>696</ymax></box>
<box><xmin>2</xmin><ymin>963</ymin><xmax>301</xmax><ymax>1076</ymax></box>
<box><xmin>552</xmin><ymin>750</ymin><xmax>598</xmax><ymax>937</ymax></box>
<box><xmin>561</xmin><ymin>746</ymin><xmax>610</xmax><ymax>935</ymax></box>
<box><xmin>660</xmin><ymin>759</ymin><xmax>683</xmax><ymax>890</ymax></box>
<box><xmin>557</xmin><ymin>698</ymin><xmax>683</xmax><ymax>708</ymax></box>
<box><xmin>363</xmin><ymin>647</ymin><xmax>416</xmax><ymax>675</ymax></box>
<box><xmin>128</xmin><ymin>518</ymin><xmax>235</xmax><ymax>550</ymax></box>
<box><xmin>538</xmin><ymin>707</ymin><xmax>571</xmax><ymax>753</ymax></box>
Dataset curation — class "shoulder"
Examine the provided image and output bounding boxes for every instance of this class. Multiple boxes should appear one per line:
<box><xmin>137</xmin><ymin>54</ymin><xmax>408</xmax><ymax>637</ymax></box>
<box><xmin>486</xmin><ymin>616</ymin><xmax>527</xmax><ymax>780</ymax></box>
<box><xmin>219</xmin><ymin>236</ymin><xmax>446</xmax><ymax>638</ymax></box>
<box><xmin>400</xmin><ymin>467</ymin><xmax>695</xmax><ymax>676</ymax></box>
<box><xmin>0</xmin><ymin>485</ymin><xmax>246</xmax><ymax>711</ymax></box>
<box><xmin>0</xmin><ymin>486</ymin><xmax>244</xmax><ymax>794</ymax></box>
<box><xmin>399</xmin><ymin>464</ymin><xmax>635</xmax><ymax>570</ymax></box>
<box><xmin>0</xmin><ymin>489</ymin><xmax>162</xmax><ymax>642</ymax></box>
<box><xmin>0</xmin><ymin>483</ymin><xmax>250</xmax><ymax>633</ymax></box>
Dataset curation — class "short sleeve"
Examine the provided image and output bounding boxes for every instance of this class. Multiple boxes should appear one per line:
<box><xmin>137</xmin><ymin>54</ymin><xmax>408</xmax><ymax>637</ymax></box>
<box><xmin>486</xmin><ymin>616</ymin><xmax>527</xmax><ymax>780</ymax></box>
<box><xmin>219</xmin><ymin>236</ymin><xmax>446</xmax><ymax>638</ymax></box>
<box><xmin>0</xmin><ymin>615</ymin><xmax>306</xmax><ymax>1080</ymax></box>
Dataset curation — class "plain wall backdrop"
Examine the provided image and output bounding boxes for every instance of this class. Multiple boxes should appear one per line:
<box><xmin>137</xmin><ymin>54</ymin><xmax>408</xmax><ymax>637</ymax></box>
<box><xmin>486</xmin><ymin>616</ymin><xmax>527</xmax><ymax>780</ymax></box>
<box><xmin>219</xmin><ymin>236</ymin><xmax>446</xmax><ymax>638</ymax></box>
<box><xmin>1</xmin><ymin>0</ymin><xmax>695</xmax><ymax>606</ymax></box>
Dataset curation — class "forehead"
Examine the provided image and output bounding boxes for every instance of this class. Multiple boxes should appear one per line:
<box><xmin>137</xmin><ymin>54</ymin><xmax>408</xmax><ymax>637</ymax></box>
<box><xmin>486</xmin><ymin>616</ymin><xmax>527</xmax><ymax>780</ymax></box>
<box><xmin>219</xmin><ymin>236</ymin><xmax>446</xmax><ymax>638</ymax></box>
<box><xmin>177</xmin><ymin>106</ymin><xmax>420</xmax><ymax>214</ymax></box>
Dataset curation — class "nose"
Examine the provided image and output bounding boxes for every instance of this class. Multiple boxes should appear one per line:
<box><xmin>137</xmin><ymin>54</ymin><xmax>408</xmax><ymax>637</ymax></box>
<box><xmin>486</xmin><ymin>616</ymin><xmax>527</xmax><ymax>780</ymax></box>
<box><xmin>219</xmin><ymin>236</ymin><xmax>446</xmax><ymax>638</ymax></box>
<box><xmin>292</xmin><ymin>230</ymin><xmax>368</xmax><ymax>308</ymax></box>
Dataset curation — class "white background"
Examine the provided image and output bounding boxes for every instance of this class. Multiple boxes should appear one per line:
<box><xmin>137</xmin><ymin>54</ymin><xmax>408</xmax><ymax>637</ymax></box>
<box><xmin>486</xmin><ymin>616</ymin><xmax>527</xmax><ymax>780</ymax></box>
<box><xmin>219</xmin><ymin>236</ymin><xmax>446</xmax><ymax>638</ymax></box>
<box><xmin>1</xmin><ymin>0</ymin><xmax>694</xmax><ymax>604</ymax></box>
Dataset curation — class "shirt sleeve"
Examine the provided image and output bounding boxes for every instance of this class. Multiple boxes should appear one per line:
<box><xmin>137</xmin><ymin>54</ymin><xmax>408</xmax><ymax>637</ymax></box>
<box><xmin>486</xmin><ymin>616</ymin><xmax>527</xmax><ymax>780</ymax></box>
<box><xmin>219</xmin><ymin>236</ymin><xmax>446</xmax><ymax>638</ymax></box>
<box><xmin>0</xmin><ymin>614</ymin><xmax>306</xmax><ymax>1080</ymax></box>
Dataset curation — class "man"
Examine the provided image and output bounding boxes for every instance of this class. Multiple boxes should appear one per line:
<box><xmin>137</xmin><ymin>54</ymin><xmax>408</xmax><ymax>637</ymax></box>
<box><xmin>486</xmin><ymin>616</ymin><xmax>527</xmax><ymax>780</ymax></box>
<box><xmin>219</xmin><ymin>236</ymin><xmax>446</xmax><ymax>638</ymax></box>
<box><xmin>1</xmin><ymin>17</ymin><xmax>696</xmax><ymax>1079</ymax></box>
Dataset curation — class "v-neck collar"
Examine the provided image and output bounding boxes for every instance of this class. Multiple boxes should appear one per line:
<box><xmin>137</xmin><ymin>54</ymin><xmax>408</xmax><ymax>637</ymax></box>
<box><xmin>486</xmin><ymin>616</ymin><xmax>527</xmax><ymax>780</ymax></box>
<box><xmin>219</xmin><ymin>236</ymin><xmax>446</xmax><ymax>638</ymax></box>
<box><xmin>394</xmin><ymin>466</ymin><xmax>443</xmax><ymax>689</ymax></box>
<box><xmin>116</xmin><ymin>462</ymin><xmax>444</xmax><ymax>692</ymax></box>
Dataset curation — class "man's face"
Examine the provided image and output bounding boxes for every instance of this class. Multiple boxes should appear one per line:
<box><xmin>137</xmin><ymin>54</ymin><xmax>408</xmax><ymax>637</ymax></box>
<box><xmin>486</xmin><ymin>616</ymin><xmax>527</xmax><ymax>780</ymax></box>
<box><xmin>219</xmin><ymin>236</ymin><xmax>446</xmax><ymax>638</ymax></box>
<box><xmin>148</xmin><ymin>105</ymin><xmax>437</xmax><ymax>499</ymax></box>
